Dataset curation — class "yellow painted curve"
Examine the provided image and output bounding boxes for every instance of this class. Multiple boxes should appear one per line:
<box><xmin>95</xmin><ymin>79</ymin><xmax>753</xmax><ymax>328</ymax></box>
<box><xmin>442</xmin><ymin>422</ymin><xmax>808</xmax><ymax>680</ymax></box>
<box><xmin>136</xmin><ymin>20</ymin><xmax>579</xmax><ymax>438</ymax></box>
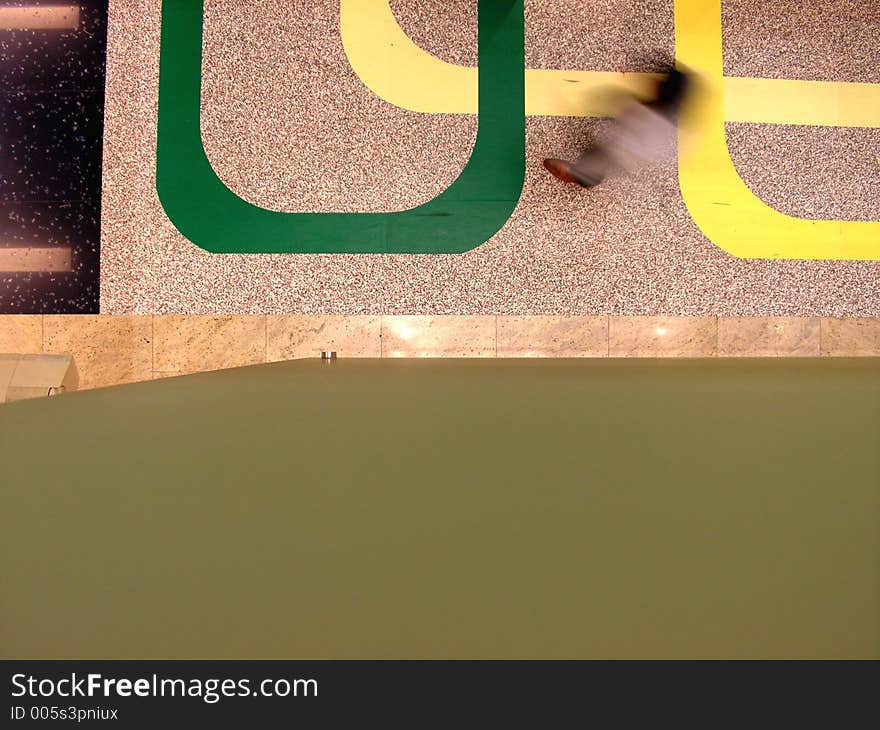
<box><xmin>676</xmin><ymin>0</ymin><xmax>878</xmax><ymax>260</ymax></box>
<box><xmin>339</xmin><ymin>0</ymin><xmax>880</xmax><ymax>127</ymax></box>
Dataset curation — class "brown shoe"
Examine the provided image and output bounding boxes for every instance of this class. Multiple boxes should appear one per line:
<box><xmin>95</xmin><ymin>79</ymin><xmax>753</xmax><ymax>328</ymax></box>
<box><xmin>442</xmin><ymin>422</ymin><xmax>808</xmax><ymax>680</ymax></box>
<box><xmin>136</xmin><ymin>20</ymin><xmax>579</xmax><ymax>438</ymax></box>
<box><xmin>543</xmin><ymin>158</ymin><xmax>583</xmax><ymax>186</ymax></box>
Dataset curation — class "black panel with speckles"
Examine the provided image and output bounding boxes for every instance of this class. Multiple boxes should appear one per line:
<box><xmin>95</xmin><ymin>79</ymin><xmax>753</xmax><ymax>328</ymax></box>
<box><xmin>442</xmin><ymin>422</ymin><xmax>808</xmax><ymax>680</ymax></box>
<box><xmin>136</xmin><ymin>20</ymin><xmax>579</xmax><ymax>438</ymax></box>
<box><xmin>0</xmin><ymin>0</ymin><xmax>108</xmax><ymax>313</ymax></box>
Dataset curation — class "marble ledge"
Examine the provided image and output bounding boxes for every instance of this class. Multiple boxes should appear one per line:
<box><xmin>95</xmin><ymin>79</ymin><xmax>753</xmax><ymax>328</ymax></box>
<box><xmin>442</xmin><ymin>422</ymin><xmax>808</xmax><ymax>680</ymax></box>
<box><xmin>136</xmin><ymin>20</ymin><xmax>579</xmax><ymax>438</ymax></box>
<box><xmin>1</xmin><ymin>315</ymin><xmax>879</xmax><ymax>394</ymax></box>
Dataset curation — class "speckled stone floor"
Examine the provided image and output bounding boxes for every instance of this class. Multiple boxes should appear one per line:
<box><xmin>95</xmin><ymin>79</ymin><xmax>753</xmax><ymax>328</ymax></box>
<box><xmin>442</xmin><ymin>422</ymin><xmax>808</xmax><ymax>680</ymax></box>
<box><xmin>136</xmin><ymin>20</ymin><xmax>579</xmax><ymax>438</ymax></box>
<box><xmin>100</xmin><ymin>0</ymin><xmax>880</xmax><ymax>315</ymax></box>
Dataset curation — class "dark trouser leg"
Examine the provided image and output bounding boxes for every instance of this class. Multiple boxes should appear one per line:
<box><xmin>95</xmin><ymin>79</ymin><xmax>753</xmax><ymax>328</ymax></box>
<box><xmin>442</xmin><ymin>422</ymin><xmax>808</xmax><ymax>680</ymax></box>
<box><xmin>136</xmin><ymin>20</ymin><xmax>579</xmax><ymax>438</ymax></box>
<box><xmin>570</xmin><ymin>146</ymin><xmax>611</xmax><ymax>187</ymax></box>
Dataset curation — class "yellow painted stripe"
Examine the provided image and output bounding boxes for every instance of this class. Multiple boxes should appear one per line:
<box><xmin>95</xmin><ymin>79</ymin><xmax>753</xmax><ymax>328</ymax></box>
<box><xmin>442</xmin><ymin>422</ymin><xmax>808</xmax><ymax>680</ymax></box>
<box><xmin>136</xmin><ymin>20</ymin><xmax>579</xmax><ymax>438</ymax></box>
<box><xmin>724</xmin><ymin>77</ymin><xmax>880</xmax><ymax>128</ymax></box>
<box><xmin>0</xmin><ymin>247</ymin><xmax>72</xmax><ymax>272</ymax></box>
<box><xmin>0</xmin><ymin>5</ymin><xmax>79</xmax><ymax>31</ymax></box>
<box><xmin>675</xmin><ymin>0</ymin><xmax>879</xmax><ymax>260</ymax></box>
<box><xmin>340</xmin><ymin>0</ymin><xmax>880</xmax><ymax>128</ymax></box>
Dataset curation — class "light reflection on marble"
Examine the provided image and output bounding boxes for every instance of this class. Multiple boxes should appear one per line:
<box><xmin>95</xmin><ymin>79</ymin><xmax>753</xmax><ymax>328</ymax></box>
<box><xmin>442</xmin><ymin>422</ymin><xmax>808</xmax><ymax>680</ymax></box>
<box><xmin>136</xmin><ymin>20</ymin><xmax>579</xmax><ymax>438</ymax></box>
<box><xmin>381</xmin><ymin>315</ymin><xmax>495</xmax><ymax>357</ymax></box>
<box><xmin>609</xmin><ymin>316</ymin><xmax>717</xmax><ymax>357</ymax></box>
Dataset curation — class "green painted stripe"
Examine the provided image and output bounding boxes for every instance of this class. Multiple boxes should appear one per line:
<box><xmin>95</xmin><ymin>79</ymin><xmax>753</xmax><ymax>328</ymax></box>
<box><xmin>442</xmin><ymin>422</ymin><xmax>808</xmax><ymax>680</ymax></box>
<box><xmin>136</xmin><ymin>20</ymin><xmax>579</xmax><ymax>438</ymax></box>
<box><xmin>155</xmin><ymin>0</ymin><xmax>525</xmax><ymax>254</ymax></box>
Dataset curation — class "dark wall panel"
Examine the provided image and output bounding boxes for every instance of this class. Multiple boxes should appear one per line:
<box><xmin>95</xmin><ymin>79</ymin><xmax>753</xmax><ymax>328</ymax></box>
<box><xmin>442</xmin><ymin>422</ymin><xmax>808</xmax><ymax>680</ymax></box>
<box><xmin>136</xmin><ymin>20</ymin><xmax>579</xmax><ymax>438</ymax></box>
<box><xmin>0</xmin><ymin>1</ymin><xmax>108</xmax><ymax>313</ymax></box>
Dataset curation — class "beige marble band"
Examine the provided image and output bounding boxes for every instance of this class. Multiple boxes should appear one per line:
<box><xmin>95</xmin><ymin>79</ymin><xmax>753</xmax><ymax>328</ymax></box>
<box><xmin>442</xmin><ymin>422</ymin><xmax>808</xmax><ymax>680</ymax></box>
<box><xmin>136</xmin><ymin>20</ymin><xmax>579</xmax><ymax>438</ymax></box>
<box><xmin>1</xmin><ymin>314</ymin><xmax>878</xmax><ymax>393</ymax></box>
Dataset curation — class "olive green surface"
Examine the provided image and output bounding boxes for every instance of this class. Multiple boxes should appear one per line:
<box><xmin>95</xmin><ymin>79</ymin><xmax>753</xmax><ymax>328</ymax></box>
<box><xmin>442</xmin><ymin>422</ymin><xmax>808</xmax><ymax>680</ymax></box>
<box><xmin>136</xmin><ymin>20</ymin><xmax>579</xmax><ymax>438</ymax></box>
<box><xmin>1</xmin><ymin>358</ymin><xmax>878</xmax><ymax>659</ymax></box>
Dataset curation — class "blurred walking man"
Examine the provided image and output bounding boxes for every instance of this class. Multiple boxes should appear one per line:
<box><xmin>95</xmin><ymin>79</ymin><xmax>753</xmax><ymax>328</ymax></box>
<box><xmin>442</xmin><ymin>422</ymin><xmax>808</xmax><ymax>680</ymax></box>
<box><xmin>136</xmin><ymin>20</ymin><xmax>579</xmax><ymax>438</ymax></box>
<box><xmin>543</xmin><ymin>64</ymin><xmax>693</xmax><ymax>188</ymax></box>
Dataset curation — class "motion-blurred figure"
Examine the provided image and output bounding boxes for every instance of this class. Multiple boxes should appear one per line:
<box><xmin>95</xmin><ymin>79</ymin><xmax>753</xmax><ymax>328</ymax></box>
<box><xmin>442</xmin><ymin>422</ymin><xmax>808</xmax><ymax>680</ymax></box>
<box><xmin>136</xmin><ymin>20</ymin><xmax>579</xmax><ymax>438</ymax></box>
<box><xmin>543</xmin><ymin>64</ymin><xmax>693</xmax><ymax>188</ymax></box>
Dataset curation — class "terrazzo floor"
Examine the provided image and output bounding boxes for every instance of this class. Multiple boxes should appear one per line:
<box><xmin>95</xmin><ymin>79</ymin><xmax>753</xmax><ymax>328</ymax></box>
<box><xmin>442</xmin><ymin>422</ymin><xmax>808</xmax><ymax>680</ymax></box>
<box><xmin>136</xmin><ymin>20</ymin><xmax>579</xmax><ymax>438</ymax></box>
<box><xmin>100</xmin><ymin>0</ymin><xmax>880</xmax><ymax>315</ymax></box>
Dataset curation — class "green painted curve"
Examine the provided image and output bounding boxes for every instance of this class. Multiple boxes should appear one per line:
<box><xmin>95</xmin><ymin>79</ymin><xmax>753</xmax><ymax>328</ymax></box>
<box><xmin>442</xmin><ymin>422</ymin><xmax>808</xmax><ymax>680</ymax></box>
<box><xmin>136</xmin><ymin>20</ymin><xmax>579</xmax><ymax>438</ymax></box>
<box><xmin>155</xmin><ymin>0</ymin><xmax>525</xmax><ymax>254</ymax></box>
